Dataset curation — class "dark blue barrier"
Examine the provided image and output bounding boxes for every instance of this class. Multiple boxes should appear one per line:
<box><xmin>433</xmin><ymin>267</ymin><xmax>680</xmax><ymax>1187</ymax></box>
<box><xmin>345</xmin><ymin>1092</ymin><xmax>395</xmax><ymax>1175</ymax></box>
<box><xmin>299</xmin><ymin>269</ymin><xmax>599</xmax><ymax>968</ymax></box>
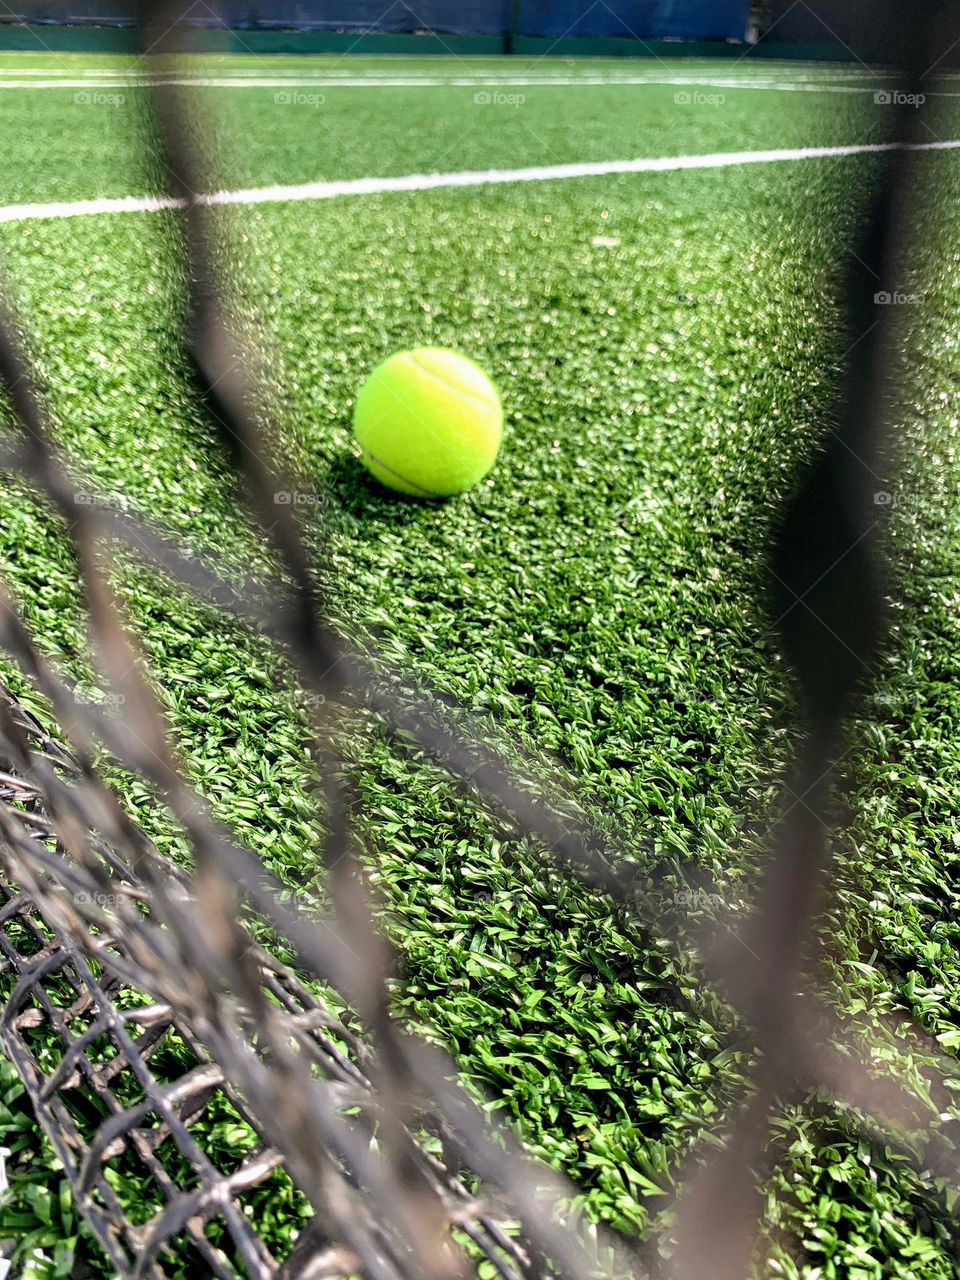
<box><xmin>12</xmin><ymin>0</ymin><xmax>749</xmax><ymax>39</ymax></box>
<box><xmin>18</xmin><ymin>1</ymin><xmax>509</xmax><ymax>32</ymax></box>
<box><xmin>221</xmin><ymin>0</ymin><xmax>510</xmax><ymax>33</ymax></box>
<box><xmin>519</xmin><ymin>0</ymin><xmax>749</xmax><ymax>40</ymax></box>
<box><xmin>18</xmin><ymin>1</ymin><xmax>132</xmax><ymax>19</ymax></box>
<box><xmin>762</xmin><ymin>0</ymin><xmax>865</xmax><ymax>48</ymax></box>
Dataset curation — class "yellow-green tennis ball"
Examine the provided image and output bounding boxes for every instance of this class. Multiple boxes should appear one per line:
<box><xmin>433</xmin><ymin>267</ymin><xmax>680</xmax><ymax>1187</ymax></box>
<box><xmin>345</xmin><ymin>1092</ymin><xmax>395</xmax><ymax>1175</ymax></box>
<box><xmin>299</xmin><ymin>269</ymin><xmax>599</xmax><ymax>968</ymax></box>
<box><xmin>353</xmin><ymin>347</ymin><xmax>503</xmax><ymax>497</ymax></box>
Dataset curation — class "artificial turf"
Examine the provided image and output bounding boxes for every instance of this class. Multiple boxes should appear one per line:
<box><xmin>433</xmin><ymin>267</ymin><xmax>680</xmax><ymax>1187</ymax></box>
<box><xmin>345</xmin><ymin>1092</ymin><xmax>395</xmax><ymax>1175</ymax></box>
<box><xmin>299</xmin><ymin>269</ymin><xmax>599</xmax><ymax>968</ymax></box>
<box><xmin>0</xmin><ymin>51</ymin><xmax>959</xmax><ymax>1279</ymax></box>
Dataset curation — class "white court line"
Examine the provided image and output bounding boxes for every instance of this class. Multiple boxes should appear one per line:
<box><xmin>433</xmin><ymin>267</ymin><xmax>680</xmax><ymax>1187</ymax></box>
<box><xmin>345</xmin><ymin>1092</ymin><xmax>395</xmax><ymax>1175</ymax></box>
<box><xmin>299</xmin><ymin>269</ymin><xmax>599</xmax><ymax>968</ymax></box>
<box><xmin>0</xmin><ymin>76</ymin><xmax>896</xmax><ymax>93</ymax></box>
<box><xmin>5</xmin><ymin>65</ymin><xmax>890</xmax><ymax>80</ymax></box>
<box><xmin>0</xmin><ymin>61</ymin><xmax>884</xmax><ymax>72</ymax></box>
<box><xmin>5</xmin><ymin>65</ymin><xmax>896</xmax><ymax>81</ymax></box>
<box><xmin>0</xmin><ymin>76</ymin><xmax>885</xmax><ymax>93</ymax></box>
<box><xmin>1</xmin><ymin>139</ymin><xmax>958</xmax><ymax>227</ymax></box>
<box><xmin>0</xmin><ymin>75</ymin><xmax>895</xmax><ymax>92</ymax></box>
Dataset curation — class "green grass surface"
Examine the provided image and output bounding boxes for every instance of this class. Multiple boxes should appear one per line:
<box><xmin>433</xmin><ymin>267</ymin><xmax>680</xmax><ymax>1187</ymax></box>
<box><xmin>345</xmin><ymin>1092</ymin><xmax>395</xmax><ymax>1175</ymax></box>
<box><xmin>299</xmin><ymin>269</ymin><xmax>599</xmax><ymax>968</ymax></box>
<box><xmin>0</xmin><ymin>51</ymin><xmax>959</xmax><ymax>1279</ymax></box>
<box><xmin>0</xmin><ymin>54</ymin><xmax>912</xmax><ymax>204</ymax></box>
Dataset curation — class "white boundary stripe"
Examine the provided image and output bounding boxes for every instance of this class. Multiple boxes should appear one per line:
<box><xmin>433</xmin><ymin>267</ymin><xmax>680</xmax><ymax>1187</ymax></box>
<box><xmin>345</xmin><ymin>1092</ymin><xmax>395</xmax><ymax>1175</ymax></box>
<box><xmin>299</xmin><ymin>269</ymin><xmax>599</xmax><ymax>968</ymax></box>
<box><xmin>0</xmin><ymin>75</ymin><xmax>886</xmax><ymax>92</ymax></box>
<box><xmin>2</xmin><ymin>140</ymin><xmax>958</xmax><ymax>226</ymax></box>
<box><xmin>3</xmin><ymin>65</ymin><xmax>889</xmax><ymax>79</ymax></box>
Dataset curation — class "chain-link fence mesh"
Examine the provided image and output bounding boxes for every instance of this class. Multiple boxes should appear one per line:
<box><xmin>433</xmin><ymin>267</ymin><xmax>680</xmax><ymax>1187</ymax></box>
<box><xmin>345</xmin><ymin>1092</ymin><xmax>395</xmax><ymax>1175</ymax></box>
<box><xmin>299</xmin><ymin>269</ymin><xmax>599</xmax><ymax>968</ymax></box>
<box><xmin>0</xmin><ymin>1</ymin><xmax>958</xmax><ymax>1276</ymax></box>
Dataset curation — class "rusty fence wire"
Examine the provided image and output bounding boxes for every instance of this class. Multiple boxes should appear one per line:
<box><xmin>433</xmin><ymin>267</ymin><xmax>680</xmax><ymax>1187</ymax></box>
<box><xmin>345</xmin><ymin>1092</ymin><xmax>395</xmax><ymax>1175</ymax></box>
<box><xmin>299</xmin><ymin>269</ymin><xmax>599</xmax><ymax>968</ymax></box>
<box><xmin>0</xmin><ymin>1</ymin><xmax>958</xmax><ymax>1276</ymax></box>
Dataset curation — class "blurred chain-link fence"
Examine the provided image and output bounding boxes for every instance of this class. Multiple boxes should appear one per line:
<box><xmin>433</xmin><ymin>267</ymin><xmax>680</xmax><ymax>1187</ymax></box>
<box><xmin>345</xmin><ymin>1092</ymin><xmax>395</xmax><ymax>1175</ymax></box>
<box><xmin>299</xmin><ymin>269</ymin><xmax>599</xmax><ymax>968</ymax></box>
<box><xmin>0</xmin><ymin>1</ymin><xmax>958</xmax><ymax>1276</ymax></box>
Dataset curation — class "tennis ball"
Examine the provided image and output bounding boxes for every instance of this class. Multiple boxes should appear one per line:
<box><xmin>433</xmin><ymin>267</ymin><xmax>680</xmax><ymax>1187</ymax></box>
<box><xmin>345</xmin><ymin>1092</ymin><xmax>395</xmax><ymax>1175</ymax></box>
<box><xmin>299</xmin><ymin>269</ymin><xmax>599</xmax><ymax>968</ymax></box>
<box><xmin>353</xmin><ymin>347</ymin><xmax>503</xmax><ymax>497</ymax></box>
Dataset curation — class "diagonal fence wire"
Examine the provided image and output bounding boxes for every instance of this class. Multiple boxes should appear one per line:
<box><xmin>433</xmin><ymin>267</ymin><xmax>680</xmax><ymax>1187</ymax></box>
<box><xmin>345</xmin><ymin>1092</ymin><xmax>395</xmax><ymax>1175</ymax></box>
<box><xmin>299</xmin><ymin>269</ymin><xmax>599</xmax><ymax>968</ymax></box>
<box><xmin>0</xmin><ymin>676</ymin><xmax>549</xmax><ymax>1280</ymax></box>
<box><xmin>0</xmin><ymin>0</ymin><xmax>956</xmax><ymax>1275</ymax></box>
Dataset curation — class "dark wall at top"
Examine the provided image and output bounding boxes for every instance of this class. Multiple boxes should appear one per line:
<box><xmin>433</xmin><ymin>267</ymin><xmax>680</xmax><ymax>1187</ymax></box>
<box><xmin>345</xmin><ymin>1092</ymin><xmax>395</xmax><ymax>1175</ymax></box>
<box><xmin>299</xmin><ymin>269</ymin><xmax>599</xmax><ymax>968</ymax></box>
<box><xmin>760</xmin><ymin>0</ymin><xmax>954</xmax><ymax>62</ymax></box>
<box><xmin>20</xmin><ymin>0</ymin><xmax>132</xmax><ymax>18</ymax></box>
<box><xmin>521</xmin><ymin>0</ymin><xmax>749</xmax><ymax>40</ymax></box>
<box><xmin>222</xmin><ymin>1</ymin><xmax>510</xmax><ymax>33</ymax></box>
<box><xmin>761</xmin><ymin>0</ymin><xmax>868</xmax><ymax>50</ymax></box>
<box><xmin>14</xmin><ymin>0</ymin><xmax>750</xmax><ymax>39</ymax></box>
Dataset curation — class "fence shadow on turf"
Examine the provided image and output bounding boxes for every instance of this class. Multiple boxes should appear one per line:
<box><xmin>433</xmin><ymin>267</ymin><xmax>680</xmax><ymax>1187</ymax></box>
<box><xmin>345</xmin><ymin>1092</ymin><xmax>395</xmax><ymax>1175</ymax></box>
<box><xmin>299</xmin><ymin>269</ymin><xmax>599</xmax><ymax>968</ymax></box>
<box><xmin>0</xmin><ymin>1</ymin><xmax>958</xmax><ymax>1276</ymax></box>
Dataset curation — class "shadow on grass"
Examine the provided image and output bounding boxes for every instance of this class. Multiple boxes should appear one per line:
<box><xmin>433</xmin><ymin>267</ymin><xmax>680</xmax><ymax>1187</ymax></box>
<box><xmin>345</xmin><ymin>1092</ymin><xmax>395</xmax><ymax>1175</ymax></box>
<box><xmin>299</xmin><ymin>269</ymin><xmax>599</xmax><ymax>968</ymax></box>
<box><xmin>322</xmin><ymin>452</ymin><xmax>452</xmax><ymax>532</ymax></box>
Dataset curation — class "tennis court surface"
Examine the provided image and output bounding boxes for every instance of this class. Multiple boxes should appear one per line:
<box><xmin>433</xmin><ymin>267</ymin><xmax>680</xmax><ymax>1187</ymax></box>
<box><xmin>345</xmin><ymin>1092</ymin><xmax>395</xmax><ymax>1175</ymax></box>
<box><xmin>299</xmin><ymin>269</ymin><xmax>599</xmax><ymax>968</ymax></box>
<box><xmin>1</xmin><ymin>49</ymin><xmax>960</xmax><ymax>1279</ymax></box>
